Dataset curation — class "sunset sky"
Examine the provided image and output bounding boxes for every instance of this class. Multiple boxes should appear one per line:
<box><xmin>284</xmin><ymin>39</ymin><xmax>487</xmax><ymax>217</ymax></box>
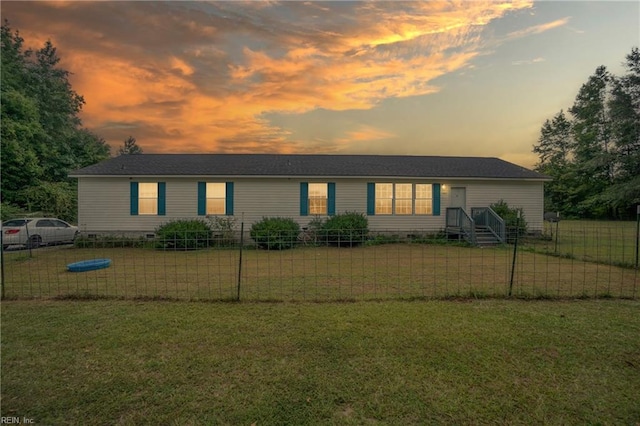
<box><xmin>2</xmin><ymin>1</ymin><xmax>638</xmax><ymax>168</ymax></box>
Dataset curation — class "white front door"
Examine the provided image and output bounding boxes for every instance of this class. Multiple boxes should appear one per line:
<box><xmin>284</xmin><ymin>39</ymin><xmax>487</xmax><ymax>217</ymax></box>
<box><xmin>450</xmin><ymin>187</ymin><xmax>466</xmax><ymax>210</ymax></box>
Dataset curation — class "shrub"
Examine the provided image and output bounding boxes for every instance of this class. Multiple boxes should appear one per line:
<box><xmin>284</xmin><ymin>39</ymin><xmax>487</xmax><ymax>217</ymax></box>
<box><xmin>155</xmin><ymin>219</ymin><xmax>212</xmax><ymax>250</ymax></box>
<box><xmin>306</xmin><ymin>216</ymin><xmax>326</xmax><ymax>233</ymax></box>
<box><xmin>1</xmin><ymin>203</ymin><xmax>32</xmax><ymax>221</ymax></box>
<box><xmin>250</xmin><ymin>217</ymin><xmax>300</xmax><ymax>250</ymax></box>
<box><xmin>320</xmin><ymin>211</ymin><xmax>368</xmax><ymax>247</ymax></box>
<box><xmin>490</xmin><ymin>200</ymin><xmax>527</xmax><ymax>241</ymax></box>
<box><xmin>206</xmin><ymin>216</ymin><xmax>237</xmax><ymax>247</ymax></box>
<box><xmin>297</xmin><ymin>216</ymin><xmax>327</xmax><ymax>246</ymax></box>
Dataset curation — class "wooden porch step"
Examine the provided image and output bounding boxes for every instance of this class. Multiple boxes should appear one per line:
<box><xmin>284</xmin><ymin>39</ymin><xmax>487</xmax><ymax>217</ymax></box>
<box><xmin>474</xmin><ymin>227</ymin><xmax>501</xmax><ymax>247</ymax></box>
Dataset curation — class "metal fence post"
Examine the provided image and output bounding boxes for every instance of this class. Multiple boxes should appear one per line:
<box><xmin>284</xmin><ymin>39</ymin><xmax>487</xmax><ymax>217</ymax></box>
<box><xmin>237</xmin><ymin>215</ymin><xmax>244</xmax><ymax>301</ymax></box>
<box><xmin>554</xmin><ymin>212</ymin><xmax>560</xmax><ymax>254</ymax></box>
<box><xmin>25</xmin><ymin>221</ymin><xmax>33</xmax><ymax>258</ymax></box>
<box><xmin>508</xmin><ymin>211</ymin><xmax>521</xmax><ymax>296</ymax></box>
<box><xmin>635</xmin><ymin>205</ymin><xmax>639</xmax><ymax>269</ymax></box>
<box><xmin>1</xmin><ymin>232</ymin><xmax>5</xmax><ymax>300</ymax></box>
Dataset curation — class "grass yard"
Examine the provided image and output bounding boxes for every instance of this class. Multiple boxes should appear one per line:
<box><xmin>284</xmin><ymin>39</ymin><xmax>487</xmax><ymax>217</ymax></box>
<box><xmin>1</xmin><ymin>299</ymin><xmax>639</xmax><ymax>424</ymax></box>
<box><xmin>535</xmin><ymin>219</ymin><xmax>638</xmax><ymax>267</ymax></box>
<box><xmin>2</xmin><ymin>243</ymin><xmax>638</xmax><ymax>301</ymax></box>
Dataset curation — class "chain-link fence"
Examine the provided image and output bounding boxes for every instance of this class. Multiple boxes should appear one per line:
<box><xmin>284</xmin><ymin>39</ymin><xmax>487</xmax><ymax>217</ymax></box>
<box><xmin>1</xmin><ymin>221</ymin><xmax>638</xmax><ymax>301</ymax></box>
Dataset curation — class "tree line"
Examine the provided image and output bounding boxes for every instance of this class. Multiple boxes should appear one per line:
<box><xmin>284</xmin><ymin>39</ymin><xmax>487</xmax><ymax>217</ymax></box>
<box><xmin>1</xmin><ymin>22</ymin><xmax>142</xmax><ymax>221</ymax></box>
<box><xmin>533</xmin><ymin>48</ymin><xmax>640</xmax><ymax>219</ymax></box>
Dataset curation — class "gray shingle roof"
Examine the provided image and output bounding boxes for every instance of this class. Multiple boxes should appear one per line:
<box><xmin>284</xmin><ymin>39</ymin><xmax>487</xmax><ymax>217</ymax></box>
<box><xmin>70</xmin><ymin>154</ymin><xmax>547</xmax><ymax>180</ymax></box>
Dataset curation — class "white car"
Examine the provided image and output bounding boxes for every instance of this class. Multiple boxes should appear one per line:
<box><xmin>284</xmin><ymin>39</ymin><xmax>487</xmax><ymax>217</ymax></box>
<box><xmin>2</xmin><ymin>218</ymin><xmax>79</xmax><ymax>249</ymax></box>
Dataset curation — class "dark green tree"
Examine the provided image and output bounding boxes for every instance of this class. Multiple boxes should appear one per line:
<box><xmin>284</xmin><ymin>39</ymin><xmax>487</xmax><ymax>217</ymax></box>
<box><xmin>0</xmin><ymin>21</ymin><xmax>110</xmax><ymax>221</ymax></box>
<box><xmin>568</xmin><ymin>65</ymin><xmax>613</xmax><ymax>217</ymax></box>
<box><xmin>0</xmin><ymin>89</ymin><xmax>45</xmax><ymax>203</ymax></box>
<box><xmin>534</xmin><ymin>48</ymin><xmax>640</xmax><ymax>219</ymax></box>
<box><xmin>1</xmin><ymin>24</ymin><xmax>45</xmax><ymax>203</ymax></box>
<box><xmin>603</xmin><ymin>48</ymin><xmax>640</xmax><ymax>215</ymax></box>
<box><xmin>621</xmin><ymin>47</ymin><xmax>640</xmax><ymax>110</ymax></box>
<box><xmin>118</xmin><ymin>136</ymin><xmax>143</xmax><ymax>155</ymax></box>
<box><xmin>533</xmin><ymin>111</ymin><xmax>577</xmax><ymax>214</ymax></box>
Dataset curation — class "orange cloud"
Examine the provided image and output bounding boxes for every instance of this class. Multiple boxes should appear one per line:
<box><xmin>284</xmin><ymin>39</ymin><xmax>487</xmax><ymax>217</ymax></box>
<box><xmin>170</xmin><ymin>57</ymin><xmax>195</xmax><ymax>76</ymax></box>
<box><xmin>336</xmin><ymin>126</ymin><xmax>397</xmax><ymax>144</ymax></box>
<box><xmin>2</xmin><ymin>1</ymin><xmax>534</xmax><ymax>154</ymax></box>
<box><xmin>507</xmin><ymin>17</ymin><xmax>570</xmax><ymax>39</ymax></box>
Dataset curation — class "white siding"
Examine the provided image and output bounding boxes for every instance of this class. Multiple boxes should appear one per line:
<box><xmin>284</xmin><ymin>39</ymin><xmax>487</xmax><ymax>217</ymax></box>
<box><xmin>462</xmin><ymin>181</ymin><xmax>544</xmax><ymax>231</ymax></box>
<box><xmin>77</xmin><ymin>177</ymin><xmax>544</xmax><ymax>233</ymax></box>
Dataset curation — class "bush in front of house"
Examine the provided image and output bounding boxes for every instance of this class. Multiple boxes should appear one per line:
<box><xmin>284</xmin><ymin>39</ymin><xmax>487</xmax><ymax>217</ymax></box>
<box><xmin>320</xmin><ymin>211</ymin><xmax>368</xmax><ymax>247</ymax></box>
<box><xmin>250</xmin><ymin>217</ymin><xmax>300</xmax><ymax>250</ymax></box>
<box><xmin>490</xmin><ymin>200</ymin><xmax>528</xmax><ymax>242</ymax></box>
<box><xmin>206</xmin><ymin>216</ymin><xmax>238</xmax><ymax>247</ymax></box>
<box><xmin>155</xmin><ymin>219</ymin><xmax>212</xmax><ymax>250</ymax></box>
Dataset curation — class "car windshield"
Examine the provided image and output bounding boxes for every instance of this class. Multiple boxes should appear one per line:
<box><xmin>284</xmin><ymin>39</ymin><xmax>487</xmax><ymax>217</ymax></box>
<box><xmin>2</xmin><ymin>219</ymin><xmax>32</xmax><ymax>227</ymax></box>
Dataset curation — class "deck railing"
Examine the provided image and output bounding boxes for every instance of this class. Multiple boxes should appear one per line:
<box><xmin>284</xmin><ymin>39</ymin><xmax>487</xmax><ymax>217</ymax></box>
<box><xmin>445</xmin><ymin>207</ymin><xmax>476</xmax><ymax>244</ymax></box>
<box><xmin>471</xmin><ymin>207</ymin><xmax>505</xmax><ymax>243</ymax></box>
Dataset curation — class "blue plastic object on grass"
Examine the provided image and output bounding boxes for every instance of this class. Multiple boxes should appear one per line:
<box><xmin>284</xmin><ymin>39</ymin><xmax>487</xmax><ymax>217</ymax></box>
<box><xmin>67</xmin><ymin>258</ymin><xmax>112</xmax><ymax>272</ymax></box>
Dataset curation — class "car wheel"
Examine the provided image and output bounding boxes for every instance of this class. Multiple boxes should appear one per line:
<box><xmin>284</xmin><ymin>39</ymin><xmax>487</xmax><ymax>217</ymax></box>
<box><xmin>27</xmin><ymin>235</ymin><xmax>42</xmax><ymax>249</ymax></box>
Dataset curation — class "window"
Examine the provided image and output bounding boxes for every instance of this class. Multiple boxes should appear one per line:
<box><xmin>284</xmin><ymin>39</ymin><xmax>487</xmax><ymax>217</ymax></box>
<box><xmin>36</xmin><ymin>219</ymin><xmax>55</xmax><ymax>227</ymax></box>
<box><xmin>395</xmin><ymin>183</ymin><xmax>413</xmax><ymax>215</ymax></box>
<box><xmin>309</xmin><ymin>183</ymin><xmax>328</xmax><ymax>215</ymax></box>
<box><xmin>2</xmin><ymin>219</ymin><xmax>30</xmax><ymax>227</ymax></box>
<box><xmin>375</xmin><ymin>183</ymin><xmax>393</xmax><ymax>215</ymax></box>
<box><xmin>206</xmin><ymin>183</ymin><xmax>226</xmax><ymax>215</ymax></box>
<box><xmin>300</xmin><ymin>182</ymin><xmax>335</xmax><ymax>216</ymax></box>
<box><xmin>138</xmin><ymin>182</ymin><xmax>158</xmax><ymax>215</ymax></box>
<box><xmin>415</xmin><ymin>184</ymin><xmax>433</xmax><ymax>215</ymax></box>
<box><xmin>198</xmin><ymin>182</ymin><xmax>234</xmax><ymax>216</ymax></box>
<box><xmin>369</xmin><ymin>183</ymin><xmax>440</xmax><ymax>216</ymax></box>
<box><xmin>130</xmin><ymin>182</ymin><xmax>166</xmax><ymax>216</ymax></box>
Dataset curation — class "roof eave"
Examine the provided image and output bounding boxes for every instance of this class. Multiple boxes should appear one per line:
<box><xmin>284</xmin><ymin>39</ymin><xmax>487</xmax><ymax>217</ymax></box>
<box><xmin>70</xmin><ymin>174</ymin><xmax>550</xmax><ymax>181</ymax></box>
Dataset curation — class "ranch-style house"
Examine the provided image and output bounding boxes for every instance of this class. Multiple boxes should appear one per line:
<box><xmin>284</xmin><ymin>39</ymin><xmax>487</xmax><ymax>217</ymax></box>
<box><xmin>70</xmin><ymin>154</ymin><xmax>549</xmax><ymax>244</ymax></box>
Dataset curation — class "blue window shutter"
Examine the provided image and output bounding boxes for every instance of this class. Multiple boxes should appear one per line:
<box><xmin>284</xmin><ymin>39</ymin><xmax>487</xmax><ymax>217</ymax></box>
<box><xmin>130</xmin><ymin>182</ymin><xmax>139</xmax><ymax>215</ymax></box>
<box><xmin>432</xmin><ymin>183</ymin><xmax>441</xmax><ymax>216</ymax></box>
<box><xmin>300</xmin><ymin>182</ymin><xmax>309</xmax><ymax>216</ymax></box>
<box><xmin>367</xmin><ymin>183</ymin><xmax>375</xmax><ymax>216</ymax></box>
<box><xmin>197</xmin><ymin>182</ymin><xmax>206</xmax><ymax>215</ymax></box>
<box><xmin>327</xmin><ymin>182</ymin><xmax>336</xmax><ymax>216</ymax></box>
<box><xmin>158</xmin><ymin>182</ymin><xmax>166</xmax><ymax>215</ymax></box>
<box><xmin>225</xmin><ymin>182</ymin><xmax>234</xmax><ymax>215</ymax></box>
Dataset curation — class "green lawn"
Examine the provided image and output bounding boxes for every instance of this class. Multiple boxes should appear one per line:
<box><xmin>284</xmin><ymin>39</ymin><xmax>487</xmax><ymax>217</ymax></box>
<box><xmin>2</xmin><ymin>243</ymin><xmax>638</xmax><ymax>300</ymax></box>
<box><xmin>534</xmin><ymin>219</ymin><xmax>638</xmax><ymax>266</ymax></box>
<box><xmin>2</xmin><ymin>299</ymin><xmax>639</xmax><ymax>424</ymax></box>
